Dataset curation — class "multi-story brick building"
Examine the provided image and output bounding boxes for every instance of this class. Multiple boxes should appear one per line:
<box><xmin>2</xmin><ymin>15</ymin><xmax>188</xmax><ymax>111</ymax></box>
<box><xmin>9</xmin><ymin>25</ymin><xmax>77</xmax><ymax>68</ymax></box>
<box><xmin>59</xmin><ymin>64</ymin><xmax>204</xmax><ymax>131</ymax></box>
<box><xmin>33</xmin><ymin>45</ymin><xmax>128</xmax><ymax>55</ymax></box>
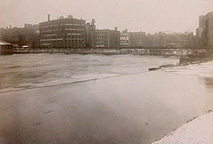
<box><xmin>95</xmin><ymin>28</ymin><xmax>120</xmax><ymax>48</ymax></box>
<box><xmin>151</xmin><ymin>32</ymin><xmax>195</xmax><ymax>48</ymax></box>
<box><xmin>120</xmin><ymin>30</ymin><xmax>150</xmax><ymax>48</ymax></box>
<box><xmin>129</xmin><ymin>32</ymin><xmax>146</xmax><ymax>47</ymax></box>
<box><xmin>39</xmin><ymin>15</ymin><xmax>86</xmax><ymax>48</ymax></box>
<box><xmin>120</xmin><ymin>30</ymin><xmax>195</xmax><ymax>48</ymax></box>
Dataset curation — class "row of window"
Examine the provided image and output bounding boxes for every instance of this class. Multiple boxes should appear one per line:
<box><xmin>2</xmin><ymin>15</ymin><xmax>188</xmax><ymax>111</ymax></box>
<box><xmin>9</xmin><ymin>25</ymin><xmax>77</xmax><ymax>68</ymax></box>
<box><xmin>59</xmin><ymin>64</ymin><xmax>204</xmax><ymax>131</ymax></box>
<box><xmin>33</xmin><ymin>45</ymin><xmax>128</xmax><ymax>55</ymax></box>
<box><xmin>96</xmin><ymin>32</ymin><xmax>109</xmax><ymax>35</ymax></box>
<box><xmin>65</xmin><ymin>28</ymin><xmax>84</xmax><ymax>31</ymax></box>
<box><xmin>65</xmin><ymin>23</ymin><xmax>84</xmax><ymax>26</ymax></box>
<box><xmin>96</xmin><ymin>34</ymin><xmax>108</xmax><ymax>38</ymax></box>
<box><xmin>65</xmin><ymin>35</ymin><xmax>85</xmax><ymax>39</ymax></box>
<box><xmin>40</xmin><ymin>23</ymin><xmax>84</xmax><ymax>28</ymax></box>
<box><xmin>40</xmin><ymin>43</ymin><xmax>86</xmax><ymax>47</ymax></box>
<box><xmin>66</xmin><ymin>43</ymin><xmax>86</xmax><ymax>45</ymax></box>
<box><xmin>65</xmin><ymin>38</ymin><xmax>85</xmax><ymax>41</ymax></box>
<box><xmin>67</xmin><ymin>33</ymin><xmax>82</xmax><ymax>36</ymax></box>
<box><xmin>40</xmin><ymin>38</ymin><xmax>63</xmax><ymax>41</ymax></box>
<box><xmin>46</xmin><ymin>34</ymin><xmax>57</xmax><ymax>37</ymax></box>
<box><xmin>41</xmin><ymin>29</ymin><xmax>84</xmax><ymax>33</ymax></box>
<box><xmin>40</xmin><ymin>39</ymin><xmax>85</xmax><ymax>42</ymax></box>
<box><xmin>42</xmin><ymin>35</ymin><xmax>84</xmax><ymax>39</ymax></box>
<box><xmin>96</xmin><ymin>39</ymin><xmax>108</xmax><ymax>41</ymax></box>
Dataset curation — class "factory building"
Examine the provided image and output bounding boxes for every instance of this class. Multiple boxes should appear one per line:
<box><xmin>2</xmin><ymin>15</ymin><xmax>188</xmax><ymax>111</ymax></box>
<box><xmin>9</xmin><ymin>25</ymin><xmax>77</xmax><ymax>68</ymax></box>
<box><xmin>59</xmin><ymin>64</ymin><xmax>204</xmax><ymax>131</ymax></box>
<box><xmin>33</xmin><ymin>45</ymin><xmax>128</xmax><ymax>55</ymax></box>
<box><xmin>39</xmin><ymin>15</ymin><xmax>87</xmax><ymax>48</ymax></box>
<box><xmin>95</xmin><ymin>28</ymin><xmax>120</xmax><ymax>48</ymax></box>
<box><xmin>129</xmin><ymin>32</ymin><xmax>146</xmax><ymax>47</ymax></box>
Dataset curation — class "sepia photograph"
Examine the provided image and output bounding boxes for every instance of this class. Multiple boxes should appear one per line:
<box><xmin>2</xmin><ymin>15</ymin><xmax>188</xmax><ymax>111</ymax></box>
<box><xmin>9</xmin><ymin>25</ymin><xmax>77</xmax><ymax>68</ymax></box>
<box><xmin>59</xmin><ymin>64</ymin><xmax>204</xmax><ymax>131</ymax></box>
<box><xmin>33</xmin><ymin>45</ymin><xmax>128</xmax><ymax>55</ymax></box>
<box><xmin>0</xmin><ymin>0</ymin><xmax>213</xmax><ymax>144</ymax></box>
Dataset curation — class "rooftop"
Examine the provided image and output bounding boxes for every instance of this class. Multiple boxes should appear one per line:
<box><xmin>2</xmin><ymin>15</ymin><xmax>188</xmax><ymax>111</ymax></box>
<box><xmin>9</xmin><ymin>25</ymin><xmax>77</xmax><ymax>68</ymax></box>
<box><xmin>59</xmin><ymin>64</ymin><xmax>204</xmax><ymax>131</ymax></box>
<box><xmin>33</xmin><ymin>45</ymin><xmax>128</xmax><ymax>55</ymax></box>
<box><xmin>0</xmin><ymin>40</ymin><xmax>12</xmax><ymax>46</ymax></box>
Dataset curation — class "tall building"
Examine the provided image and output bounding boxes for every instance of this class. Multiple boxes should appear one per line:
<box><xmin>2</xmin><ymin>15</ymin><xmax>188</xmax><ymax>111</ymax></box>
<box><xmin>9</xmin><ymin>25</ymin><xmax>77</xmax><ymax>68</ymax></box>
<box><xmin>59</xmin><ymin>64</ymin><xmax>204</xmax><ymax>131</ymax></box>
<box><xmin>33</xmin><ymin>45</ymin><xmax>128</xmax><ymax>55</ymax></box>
<box><xmin>206</xmin><ymin>12</ymin><xmax>213</xmax><ymax>48</ymax></box>
<box><xmin>86</xmin><ymin>19</ymin><xmax>96</xmax><ymax>48</ymax></box>
<box><xmin>196</xmin><ymin>12</ymin><xmax>213</xmax><ymax>48</ymax></box>
<box><xmin>95</xmin><ymin>28</ymin><xmax>120</xmax><ymax>48</ymax></box>
<box><xmin>39</xmin><ymin>15</ymin><xmax>86</xmax><ymax>48</ymax></box>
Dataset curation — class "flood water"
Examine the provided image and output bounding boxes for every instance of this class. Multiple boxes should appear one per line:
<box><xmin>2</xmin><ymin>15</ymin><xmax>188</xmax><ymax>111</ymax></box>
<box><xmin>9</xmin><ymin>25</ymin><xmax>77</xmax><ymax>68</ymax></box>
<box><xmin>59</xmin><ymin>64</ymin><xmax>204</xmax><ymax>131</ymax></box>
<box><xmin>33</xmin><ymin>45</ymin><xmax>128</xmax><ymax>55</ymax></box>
<box><xmin>0</xmin><ymin>54</ymin><xmax>213</xmax><ymax>144</ymax></box>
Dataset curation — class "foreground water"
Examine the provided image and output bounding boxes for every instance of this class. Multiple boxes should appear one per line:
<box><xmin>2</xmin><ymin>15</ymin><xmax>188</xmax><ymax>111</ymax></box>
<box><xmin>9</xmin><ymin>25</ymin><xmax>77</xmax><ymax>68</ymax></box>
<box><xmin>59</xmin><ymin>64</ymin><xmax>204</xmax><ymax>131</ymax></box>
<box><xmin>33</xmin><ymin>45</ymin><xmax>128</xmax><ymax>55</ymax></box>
<box><xmin>0</xmin><ymin>54</ymin><xmax>178</xmax><ymax>92</ymax></box>
<box><xmin>0</xmin><ymin>54</ymin><xmax>213</xmax><ymax>144</ymax></box>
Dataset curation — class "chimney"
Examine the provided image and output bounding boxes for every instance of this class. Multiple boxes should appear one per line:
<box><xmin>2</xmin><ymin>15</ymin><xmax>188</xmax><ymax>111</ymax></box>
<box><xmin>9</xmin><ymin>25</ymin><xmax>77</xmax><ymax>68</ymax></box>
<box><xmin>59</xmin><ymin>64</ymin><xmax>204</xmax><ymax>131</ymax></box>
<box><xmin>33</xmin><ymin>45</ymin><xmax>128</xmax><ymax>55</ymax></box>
<box><xmin>91</xmin><ymin>19</ymin><xmax>95</xmax><ymax>25</ymax></box>
<box><xmin>48</xmin><ymin>14</ymin><xmax>50</xmax><ymax>21</ymax></box>
<box><xmin>115</xmin><ymin>27</ymin><xmax>117</xmax><ymax>31</ymax></box>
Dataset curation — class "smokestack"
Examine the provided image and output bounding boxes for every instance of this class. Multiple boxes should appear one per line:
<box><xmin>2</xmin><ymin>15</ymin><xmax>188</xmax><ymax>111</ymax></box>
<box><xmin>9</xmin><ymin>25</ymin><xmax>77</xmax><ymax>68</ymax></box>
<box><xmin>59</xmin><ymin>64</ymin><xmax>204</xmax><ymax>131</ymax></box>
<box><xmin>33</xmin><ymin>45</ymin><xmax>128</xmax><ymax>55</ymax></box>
<box><xmin>48</xmin><ymin>14</ymin><xmax>50</xmax><ymax>21</ymax></box>
<box><xmin>115</xmin><ymin>27</ymin><xmax>117</xmax><ymax>31</ymax></box>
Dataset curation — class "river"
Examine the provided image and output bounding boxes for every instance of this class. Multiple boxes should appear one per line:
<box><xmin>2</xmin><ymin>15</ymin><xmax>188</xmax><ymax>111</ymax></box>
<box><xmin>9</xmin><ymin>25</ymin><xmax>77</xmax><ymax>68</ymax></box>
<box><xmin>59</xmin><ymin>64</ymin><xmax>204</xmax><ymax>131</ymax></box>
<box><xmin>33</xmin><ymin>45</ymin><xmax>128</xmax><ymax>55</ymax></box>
<box><xmin>0</xmin><ymin>54</ymin><xmax>212</xmax><ymax>144</ymax></box>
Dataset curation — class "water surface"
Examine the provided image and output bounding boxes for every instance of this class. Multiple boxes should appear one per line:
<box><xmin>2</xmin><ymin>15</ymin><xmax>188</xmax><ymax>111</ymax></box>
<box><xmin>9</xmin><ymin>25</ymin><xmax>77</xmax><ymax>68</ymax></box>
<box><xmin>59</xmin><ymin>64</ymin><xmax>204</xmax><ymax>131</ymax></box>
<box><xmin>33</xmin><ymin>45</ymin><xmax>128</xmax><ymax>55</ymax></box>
<box><xmin>0</xmin><ymin>54</ymin><xmax>212</xmax><ymax>144</ymax></box>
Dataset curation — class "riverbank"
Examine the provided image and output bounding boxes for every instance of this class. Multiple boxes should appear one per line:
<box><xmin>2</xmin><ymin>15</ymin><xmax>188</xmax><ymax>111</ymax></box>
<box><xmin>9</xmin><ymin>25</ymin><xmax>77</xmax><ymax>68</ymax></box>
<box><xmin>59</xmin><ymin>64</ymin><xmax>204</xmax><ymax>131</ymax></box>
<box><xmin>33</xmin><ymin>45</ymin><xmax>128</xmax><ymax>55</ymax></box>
<box><xmin>152</xmin><ymin>111</ymin><xmax>213</xmax><ymax>144</ymax></box>
<box><xmin>151</xmin><ymin>60</ymin><xmax>213</xmax><ymax>144</ymax></box>
<box><xmin>179</xmin><ymin>53</ymin><xmax>213</xmax><ymax>65</ymax></box>
<box><xmin>13</xmin><ymin>48</ymin><xmax>207</xmax><ymax>57</ymax></box>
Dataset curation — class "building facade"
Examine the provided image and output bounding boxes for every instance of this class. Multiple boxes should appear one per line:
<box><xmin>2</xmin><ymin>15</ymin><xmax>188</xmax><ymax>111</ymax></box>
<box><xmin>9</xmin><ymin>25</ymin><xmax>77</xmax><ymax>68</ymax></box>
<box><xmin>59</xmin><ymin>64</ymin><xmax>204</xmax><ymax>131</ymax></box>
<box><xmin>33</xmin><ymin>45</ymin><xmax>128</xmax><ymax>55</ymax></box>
<box><xmin>120</xmin><ymin>29</ymin><xmax>129</xmax><ymax>47</ymax></box>
<box><xmin>120</xmin><ymin>30</ymin><xmax>195</xmax><ymax>48</ymax></box>
<box><xmin>196</xmin><ymin>12</ymin><xmax>213</xmax><ymax>48</ymax></box>
<box><xmin>95</xmin><ymin>28</ymin><xmax>120</xmax><ymax>48</ymax></box>
<box><xmin>39</xmin><ymin>15</ymin><xmax>86</xmax><ymax>48</ymax></box>
<box><xmin>86</xmin><ymin>19</ymin><xmax>96</xmax><ymax>48</ymax></box>
<box><xmin>152</xmin><ymin>32</ymin><xmax>195</xmax><ymax>48</ymax></box>
<box><xmin>129</xmin><ymin>32</ymin><xmax>146</xmax><ymax>47</ymax></box>
<box><xmin>0</xmin><ymin>24</ymin><xmax>39</xmax><ymax>48</ymax></box>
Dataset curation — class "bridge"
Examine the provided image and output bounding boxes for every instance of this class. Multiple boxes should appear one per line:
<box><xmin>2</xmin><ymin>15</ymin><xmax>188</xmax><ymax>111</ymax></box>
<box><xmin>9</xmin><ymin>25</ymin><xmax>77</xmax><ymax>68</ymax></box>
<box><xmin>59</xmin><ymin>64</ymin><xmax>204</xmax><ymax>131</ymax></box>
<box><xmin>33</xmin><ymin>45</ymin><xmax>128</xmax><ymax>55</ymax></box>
<box><xmin>13</xmin><ymin>47</ymin><xmax>207</xmax><ymax>56</ymax></box>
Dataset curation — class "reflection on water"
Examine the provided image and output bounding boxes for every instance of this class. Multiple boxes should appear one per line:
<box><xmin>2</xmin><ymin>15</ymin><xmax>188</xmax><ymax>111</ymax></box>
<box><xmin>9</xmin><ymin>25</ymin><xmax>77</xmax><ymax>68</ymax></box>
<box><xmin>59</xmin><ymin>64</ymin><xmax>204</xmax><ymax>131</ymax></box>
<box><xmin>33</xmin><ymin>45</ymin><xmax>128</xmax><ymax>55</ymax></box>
<box><xmin>0</xmin><ymin>54</ymin><xmax>213</xmax><ymax>144</ymax></box>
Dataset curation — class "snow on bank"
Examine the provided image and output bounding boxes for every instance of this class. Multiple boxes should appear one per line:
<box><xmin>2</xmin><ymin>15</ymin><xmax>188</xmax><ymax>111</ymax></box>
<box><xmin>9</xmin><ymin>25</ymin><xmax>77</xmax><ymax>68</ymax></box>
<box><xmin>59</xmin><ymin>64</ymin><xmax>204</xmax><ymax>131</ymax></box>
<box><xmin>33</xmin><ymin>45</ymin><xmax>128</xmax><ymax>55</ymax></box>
<box><xmin>152</xmin><ymin>112</ymin><xmax>213</xmax><ymax>144</ymax></box>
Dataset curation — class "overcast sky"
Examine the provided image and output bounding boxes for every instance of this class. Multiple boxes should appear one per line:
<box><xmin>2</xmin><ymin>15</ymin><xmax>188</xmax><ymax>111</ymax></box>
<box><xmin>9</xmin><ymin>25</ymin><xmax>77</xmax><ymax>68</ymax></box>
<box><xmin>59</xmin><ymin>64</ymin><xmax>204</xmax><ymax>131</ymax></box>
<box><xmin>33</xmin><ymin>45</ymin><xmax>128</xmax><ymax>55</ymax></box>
<box><xmin>0</xmin><ymin>0</ymin><xmax>212</xmax><ymax>33</ymax></box>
